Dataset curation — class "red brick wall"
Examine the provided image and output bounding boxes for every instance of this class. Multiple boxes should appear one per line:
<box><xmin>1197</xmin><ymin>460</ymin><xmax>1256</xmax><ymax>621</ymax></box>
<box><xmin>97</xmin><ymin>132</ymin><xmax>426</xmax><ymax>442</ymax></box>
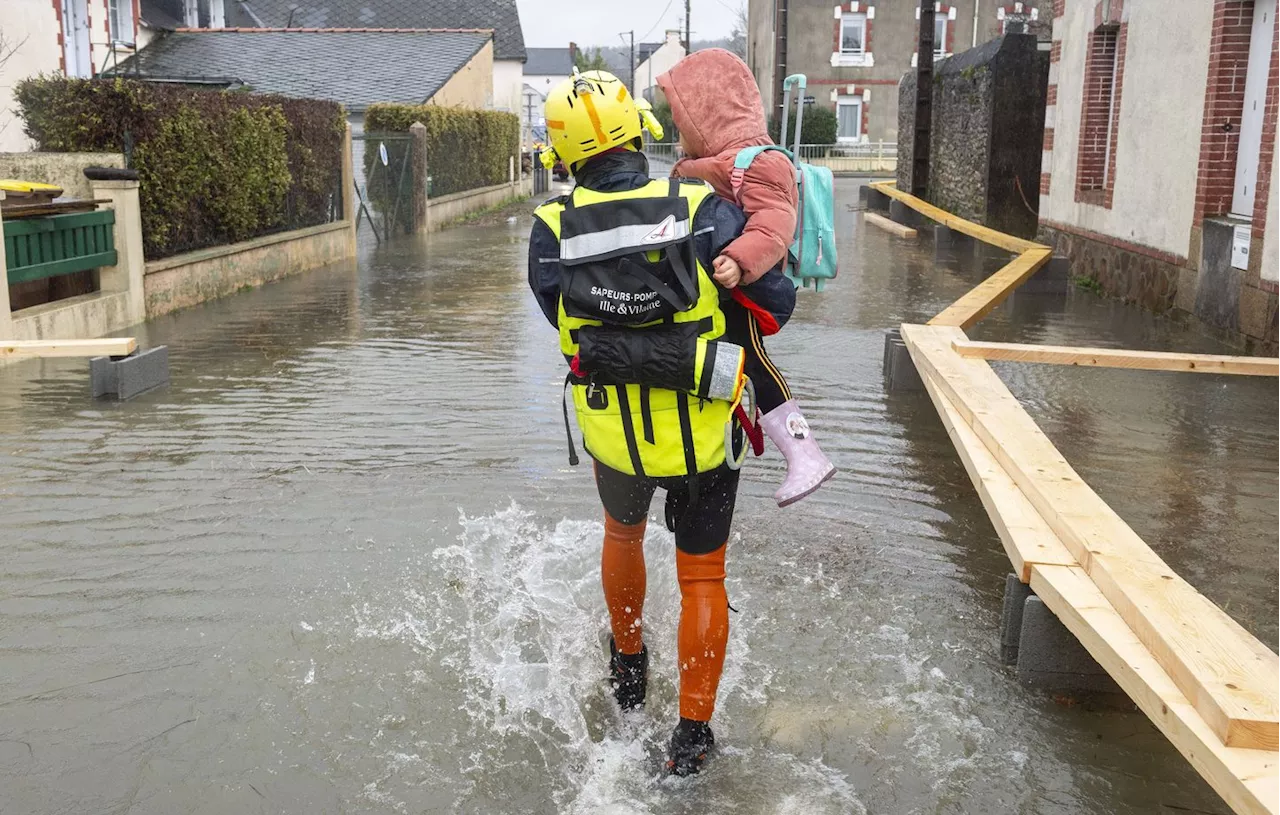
<box><xmin>51</xmin><ymin>0</ymin><xmax>67</xmax><ymax>75</ymax></box>
<box><xmin>1042</xmin><ymin>13</ymin><xmax>1061</xmax><ymax>198</ymax></box>
<box><xmin>1193</xmin><ymin>1</ymin><xmax>1255</xmax><ymax>223</ymax></box>
<box><xmin>1251</xmin><ymin>7</ymin><xmax>1278</xmax><ymax>240</ymax></box>
<box><xmin>1106</xmin><ymin>23</ymin><xmax>1127</xmax><ymax>208</ymax></box>
<box><xmin>1076</xmin><ymin>27</ymin><xmax>1121</xmax><ymax>201</ymax></box>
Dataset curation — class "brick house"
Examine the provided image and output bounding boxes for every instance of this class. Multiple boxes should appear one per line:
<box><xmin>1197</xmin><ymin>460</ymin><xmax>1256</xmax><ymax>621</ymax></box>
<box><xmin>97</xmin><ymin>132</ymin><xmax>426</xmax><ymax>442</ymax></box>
<box><xmin>745</xmin><ymin>0</ymin><xmax>1052</xmax><ymax>143</ymax></box>
<box><xmin>1038</xmin><ymin>0</ymin><xmax>1277</xmax><ymax>351</ymax></box>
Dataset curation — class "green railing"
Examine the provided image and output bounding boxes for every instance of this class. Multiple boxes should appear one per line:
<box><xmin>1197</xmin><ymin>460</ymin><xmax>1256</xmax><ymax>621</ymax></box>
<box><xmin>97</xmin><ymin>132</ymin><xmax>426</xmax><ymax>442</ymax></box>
<box><xmin>4</xmin><ymin>209</ymin><xmax>117</xmax><ymax>286</ymax></box>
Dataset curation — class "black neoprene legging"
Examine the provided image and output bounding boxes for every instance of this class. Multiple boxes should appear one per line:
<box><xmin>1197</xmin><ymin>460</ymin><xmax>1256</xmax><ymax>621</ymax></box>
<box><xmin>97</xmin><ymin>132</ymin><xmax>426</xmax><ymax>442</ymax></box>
<box><xmin>722</xmin><ymin>302</ymin><xmax>791</xmax><ymax>414</ymax></box>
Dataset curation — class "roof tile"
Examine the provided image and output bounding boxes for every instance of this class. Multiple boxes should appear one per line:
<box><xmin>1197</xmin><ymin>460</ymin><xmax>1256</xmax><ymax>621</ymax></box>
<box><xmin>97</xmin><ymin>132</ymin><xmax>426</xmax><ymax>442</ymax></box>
<box><xmin>106</xmin><ymin>29</ymin><xmax>494</xmax><ymax>111</ymax></box>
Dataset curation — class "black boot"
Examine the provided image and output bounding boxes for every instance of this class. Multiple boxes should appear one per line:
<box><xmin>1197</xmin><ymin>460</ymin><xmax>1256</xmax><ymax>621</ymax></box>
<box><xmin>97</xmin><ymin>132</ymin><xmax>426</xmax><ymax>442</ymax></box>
<box><xmin>666</xmin><ymin>717</ymin><xmax>715</xmax><ymax>776</ymax></box>
<box><xmin>608</xmin><ymin>637</ymin><xmax>648</xmax><ymax>711</ymax></box>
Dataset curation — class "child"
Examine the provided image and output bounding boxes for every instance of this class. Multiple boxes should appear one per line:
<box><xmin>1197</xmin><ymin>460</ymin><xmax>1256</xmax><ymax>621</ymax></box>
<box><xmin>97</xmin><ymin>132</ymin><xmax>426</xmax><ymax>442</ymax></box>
<box><xmin>657</xmin><ymin>49</ymin><xmax>835</xmax><ymax>507</ymax></box>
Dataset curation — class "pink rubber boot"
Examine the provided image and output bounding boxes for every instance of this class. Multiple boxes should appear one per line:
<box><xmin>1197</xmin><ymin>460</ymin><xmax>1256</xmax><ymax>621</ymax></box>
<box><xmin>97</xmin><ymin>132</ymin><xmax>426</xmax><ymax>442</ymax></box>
<box><xmin>758</xmin><ymin>400</ymin><xmax>836</xmax><ymax>507</ymax></box>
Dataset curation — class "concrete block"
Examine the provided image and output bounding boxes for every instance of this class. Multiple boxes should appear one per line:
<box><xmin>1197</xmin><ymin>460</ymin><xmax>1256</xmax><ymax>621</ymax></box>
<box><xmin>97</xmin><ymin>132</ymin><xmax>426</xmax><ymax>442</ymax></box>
<box><xmin>1000</xmin><ymin>573</ymin><xmax>1032</xmax><ymax>665</ymax></box>
<box><xmin>865</xmin><ymin>187</ymin><xmax>891</xmax><ymax>212</ymax></box>
<box><xmin>889</xmin><ymin>198</ymin><xmax>916</xmax><ymax>227</ymax></box>
<box><xmin>90</xmin><ymin>346</ymin><xmax>169</xmax><ymax>400</ymax></box>
<box><xmin>932</xmin><ymin>225</ymin><xmax>973</xmax><ymax>261</ymax></box>
<box><xmin>883</xmin><ymin>329</ymin><xmax>923</xmax><ymax>392</ymax></box>
<box><xmin>1016</xmin><ymin>595</ymin><xmax>1120</xmax><ymax>693</ymax></box>
<box><xmin>882</xmin><ymin>327</ymin><xmax>896</xmax><ymax>373</ymax></box>
<box><xmin>973</xmin><ymin>241</ymin><xmax>1012</xmax><ymax>274</ymax></box>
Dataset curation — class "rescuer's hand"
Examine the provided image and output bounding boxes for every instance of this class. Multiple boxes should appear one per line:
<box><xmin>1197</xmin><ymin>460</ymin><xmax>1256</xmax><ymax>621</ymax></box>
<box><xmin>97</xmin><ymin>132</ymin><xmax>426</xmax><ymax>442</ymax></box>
<box><xmin>712</xmin><ymin>255</ymin><xmax>742</xmax><ymax>289</ymax></box>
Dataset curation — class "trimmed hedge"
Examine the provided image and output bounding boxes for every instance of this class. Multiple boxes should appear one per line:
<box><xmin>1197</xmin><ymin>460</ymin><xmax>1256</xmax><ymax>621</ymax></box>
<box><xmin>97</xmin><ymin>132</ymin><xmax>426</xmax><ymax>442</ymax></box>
<box><xmin>364</xmin><ymin>104</ymin><xmax>519</xmax><ymax>197</ymax></box>
<box><xmin>15</xmin><ymin>76</ymin><xmax>346</xmax><ymax>259</ymax></box>
<box><xmin>769</xmin><ymin>105</ymin><xmax>839</xmax><ymax>147</ymax></box>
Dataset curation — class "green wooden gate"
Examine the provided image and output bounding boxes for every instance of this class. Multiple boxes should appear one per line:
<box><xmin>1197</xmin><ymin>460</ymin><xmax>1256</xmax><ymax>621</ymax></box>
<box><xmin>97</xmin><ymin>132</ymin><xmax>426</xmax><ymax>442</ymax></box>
<box><xmin>4</xmin><ymin>209</ymin><xmax>117</xmax><ymax>285</ymax></box>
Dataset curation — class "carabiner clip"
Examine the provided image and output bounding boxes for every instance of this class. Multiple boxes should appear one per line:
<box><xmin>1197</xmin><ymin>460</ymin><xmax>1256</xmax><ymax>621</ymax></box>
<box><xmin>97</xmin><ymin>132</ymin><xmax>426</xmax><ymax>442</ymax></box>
<box><xmin>724</xmin><ymin>378</ymin><xmax>756</xmax><ymax>471</ymax></box>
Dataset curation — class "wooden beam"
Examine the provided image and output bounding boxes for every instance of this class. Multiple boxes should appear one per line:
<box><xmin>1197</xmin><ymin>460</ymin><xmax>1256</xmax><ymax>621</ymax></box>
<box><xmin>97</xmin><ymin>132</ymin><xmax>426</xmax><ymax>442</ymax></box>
<box><xmin>0</xmin><ymin>338</ymin><xmax>137</xmax><ymax>358</ymax></box>
<box><xmin>901</xmin><ymin>323</ymin><xmax>1279</xmax><ymax>750</ymax></box>
<box><xmin>929</xmin><ymin>248</ymin><xmax>1052</xmax><ymax>330</ymax></box>
<box><xmin>863</xmin><ymin>211</ymin><xmax>918</xmax><ymax>239</ymax></box>
<box><xmin>869</xmin><ymin>180</ymin><xmax>1047</xmax><ymax>254</ymax></box>
<box><xmin>1031</xmin><ymin>564</ymin><xmax>1279</xmax><ymax>815</ymax></box>
<box><xmin>919</xmin><ymin>365</ymin><xmax>1078</xmax><ymax>582</ymax></box>
<box><xmin>953</xmin><ymin>340</ymin><xmax>1280</xmax><ymax>377</ymax></box>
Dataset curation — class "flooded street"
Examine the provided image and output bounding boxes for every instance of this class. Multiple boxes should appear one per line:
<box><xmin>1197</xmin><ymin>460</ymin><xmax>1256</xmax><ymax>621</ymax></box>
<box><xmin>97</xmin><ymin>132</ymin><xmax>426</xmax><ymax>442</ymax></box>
<box><xmin>0</xmin><ymin>176</ymin><xmax>1275</xmax><ymax>814</ymax></box>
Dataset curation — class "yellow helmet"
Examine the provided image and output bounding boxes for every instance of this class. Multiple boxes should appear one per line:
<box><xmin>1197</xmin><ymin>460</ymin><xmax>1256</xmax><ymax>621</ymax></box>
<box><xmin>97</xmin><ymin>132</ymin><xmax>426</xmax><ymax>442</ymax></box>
<box><xmin>541</xmin><ymin>70</ymin><xmax>640</xmax><ymax>171</ymax></box>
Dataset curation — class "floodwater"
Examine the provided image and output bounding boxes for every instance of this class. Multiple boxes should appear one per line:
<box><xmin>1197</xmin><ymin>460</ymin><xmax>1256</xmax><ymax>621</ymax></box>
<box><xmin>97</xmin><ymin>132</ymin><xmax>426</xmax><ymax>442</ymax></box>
<box><xmin>0</xmin><ymin>176</ymin><xmax>1275</xmax><ymax>815</ymax></box>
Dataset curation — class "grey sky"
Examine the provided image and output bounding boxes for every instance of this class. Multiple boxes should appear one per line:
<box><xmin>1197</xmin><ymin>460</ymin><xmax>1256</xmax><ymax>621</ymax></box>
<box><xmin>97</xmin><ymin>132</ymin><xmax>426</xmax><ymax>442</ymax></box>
<box><xmin>515</xmin><ymin>0</ymin><xmax>741</xmax><ymax>49</ymax></box>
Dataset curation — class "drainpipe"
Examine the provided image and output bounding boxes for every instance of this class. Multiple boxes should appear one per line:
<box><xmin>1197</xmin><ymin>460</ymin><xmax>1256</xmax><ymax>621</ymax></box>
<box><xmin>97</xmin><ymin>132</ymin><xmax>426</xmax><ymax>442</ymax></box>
<box><xmin>973</xmin><ymin>0</ymin><xmax>980</xmax><ymax>47</ymax></box>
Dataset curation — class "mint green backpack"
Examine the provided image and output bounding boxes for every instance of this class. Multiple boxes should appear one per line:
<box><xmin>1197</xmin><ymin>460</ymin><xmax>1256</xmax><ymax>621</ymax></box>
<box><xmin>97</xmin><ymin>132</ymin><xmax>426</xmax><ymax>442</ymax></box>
<box><xmin>731</xmin><ymin>75</ymin><xmax>838</xmax><ymax>291</ymax></box>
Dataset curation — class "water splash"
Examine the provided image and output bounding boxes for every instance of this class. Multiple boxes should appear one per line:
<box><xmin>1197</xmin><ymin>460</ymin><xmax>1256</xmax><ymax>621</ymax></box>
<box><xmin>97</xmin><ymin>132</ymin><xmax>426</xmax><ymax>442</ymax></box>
<box><xmin>342</xmin><ymin>502</ymin><xmax>865</xmax><ymax>813</ymax></box>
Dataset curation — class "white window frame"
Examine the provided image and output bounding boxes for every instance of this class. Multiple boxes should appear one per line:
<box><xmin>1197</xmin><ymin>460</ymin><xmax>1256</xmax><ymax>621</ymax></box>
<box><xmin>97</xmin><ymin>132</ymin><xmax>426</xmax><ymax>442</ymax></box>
<box><xmin>913</xmin><ymin>4</ymin><xmax>955</xmax><ymax>65</ymax></box>
<box><xmin>831</xmin><ymin>5</ymin><xmax>875</xmax><ymax>67</ymax></box>
<box><xmin>836</xmin><ymin>96</ymin><xmax>863</xmax><ymax>143</ymax></box>
<box><xmin>933</xmin><ymin>15</ymin><xmax>948</xmax><ymax>57</ymax></box>
<box><xmin>840</xmin><ymin>14</ymin><xmax>867</xmax><ymax>56</ymax></box>
<box><xmin>108</xmin><ymin>0</ymin><xmax>135</xmax><ymax>46</ymax></box>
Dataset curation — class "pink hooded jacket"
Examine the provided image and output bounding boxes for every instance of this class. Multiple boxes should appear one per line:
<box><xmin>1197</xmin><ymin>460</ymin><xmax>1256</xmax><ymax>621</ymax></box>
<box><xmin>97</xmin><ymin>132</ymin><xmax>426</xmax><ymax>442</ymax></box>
<box><xmin>657</xmin><ymin>49</ymin><xmax>797</xmax><ymax>283</ymax></box>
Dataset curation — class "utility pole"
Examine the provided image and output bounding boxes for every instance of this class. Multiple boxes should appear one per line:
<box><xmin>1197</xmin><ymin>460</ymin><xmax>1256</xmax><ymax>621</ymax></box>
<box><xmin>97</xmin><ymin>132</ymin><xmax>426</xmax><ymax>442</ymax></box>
<box><xmin>912</xmin><ymin>0</ymin><xmax>936</xmax><ymax>199</ymax></box>
<box><xmin>684</xmin><ymin>0</ymin><xmax>691</xmax><ymax>53</ymax></box>
<box><xmin>619</xmin><ymin>31</ymin><xmax>635</xmax><ymax>93</ymax></box>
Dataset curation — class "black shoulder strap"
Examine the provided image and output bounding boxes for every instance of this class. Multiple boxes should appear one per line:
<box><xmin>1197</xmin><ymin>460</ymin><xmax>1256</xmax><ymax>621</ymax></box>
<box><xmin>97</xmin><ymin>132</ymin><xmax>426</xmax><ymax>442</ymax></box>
<box><xmin>668</xmin><ymin>177</ymin><xmax>679</xmax><ymax>198</ymax></box>
<box><xmin>618</xmin><ymin>257</ymin><xmax>695</xmax><ymax>311</ymax></box>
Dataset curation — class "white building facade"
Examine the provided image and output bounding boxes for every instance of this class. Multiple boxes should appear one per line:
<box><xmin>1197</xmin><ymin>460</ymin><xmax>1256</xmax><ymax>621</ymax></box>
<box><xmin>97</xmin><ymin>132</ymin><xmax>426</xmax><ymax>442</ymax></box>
<box><xmin>1038</xmin><ymin>0</ymin><xmax>1277</xmax><ymax>350</ymax></box>
<box><xmin>0</xmin><ymin>0</ymin><xmax>144</xmax><ymax>151</ymax></box>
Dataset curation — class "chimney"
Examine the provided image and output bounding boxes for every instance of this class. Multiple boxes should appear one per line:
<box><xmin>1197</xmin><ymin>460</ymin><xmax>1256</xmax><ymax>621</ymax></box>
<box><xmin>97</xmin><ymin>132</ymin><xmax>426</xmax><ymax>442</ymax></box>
<box><xmin>569</xmin><ymin>41</ymin><xmax>578</xmax><ymax>66</ymax></box>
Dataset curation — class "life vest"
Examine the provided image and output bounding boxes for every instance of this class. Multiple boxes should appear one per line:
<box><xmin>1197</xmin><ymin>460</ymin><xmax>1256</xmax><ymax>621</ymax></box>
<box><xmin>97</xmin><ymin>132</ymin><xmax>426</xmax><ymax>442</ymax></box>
<box><xmin>534</xmin><ymin>178</ymin><xmax>746</xmax><ymax>478</ymax></box>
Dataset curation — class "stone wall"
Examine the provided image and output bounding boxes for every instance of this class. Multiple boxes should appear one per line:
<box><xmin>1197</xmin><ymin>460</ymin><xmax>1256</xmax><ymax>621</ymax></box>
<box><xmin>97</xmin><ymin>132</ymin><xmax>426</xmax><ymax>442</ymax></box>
<box><xmin>1038</xmin><ymin>224</ymin><xmax>1181</xmax><ymax>313</ymax></box>
<box><xmin>898</xmin><ymin>34</ymin><xmax>1048</xmax><ymax>238</ymax></box>
<box><xmin>144</xmin><ymin>220</ymin><xmax>355</xmax><ymax>318</ymax></box>
<box><xmin>1039</xmin><ymin>219</ymin><xmax>1278</xmax><ymax>355</ymax></box>
<box><xmin>0</xmin><ymin>152</ymin><xmax>126</xmax><ymax>199</ymax></box>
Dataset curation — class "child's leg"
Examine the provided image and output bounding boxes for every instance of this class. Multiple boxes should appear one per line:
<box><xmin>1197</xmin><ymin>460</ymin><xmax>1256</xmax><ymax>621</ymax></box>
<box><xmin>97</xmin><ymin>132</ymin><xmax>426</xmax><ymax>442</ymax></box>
<box><xmin>723</xmin><ymin>303</ymin><xmax>790</xmax><ymax>414</ymax></box>
<box><xmin>722</xmin><ymin>301</ymin><xmax>835</xmax><ymax>507</ymax></box>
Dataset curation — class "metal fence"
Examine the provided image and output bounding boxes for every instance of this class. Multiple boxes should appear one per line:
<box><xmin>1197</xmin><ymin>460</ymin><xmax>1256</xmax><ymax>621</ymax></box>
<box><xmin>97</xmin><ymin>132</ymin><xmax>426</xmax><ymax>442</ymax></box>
<box><xmin>650</xmin><ymin>142</ymin><xmax>680</xmax><ymax>172</ymax></box>
<box><xmin>351</xmin><ymin>132</ymin><xmax>416</xmax><ymax>242</ymax></box>
<box><xmin>797</xmin><ymin>142</ymin><xmax>897</xmax><ymax>175</ymax></box>
<box><xmin>641</xmin><ymin>141</ymin><xmax>897</xmax><ymax>177</ymax></box>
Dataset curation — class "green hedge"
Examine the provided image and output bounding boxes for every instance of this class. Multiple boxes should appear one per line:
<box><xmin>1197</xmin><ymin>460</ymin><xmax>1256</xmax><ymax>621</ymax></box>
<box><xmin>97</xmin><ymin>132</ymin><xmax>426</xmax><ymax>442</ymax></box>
<box><xmin>652</xmin><ymin>101</ymin><xmax>678</xmax><ymax>144</ymax></box>
<box><xmin>364</xmin><ymin>104</ymin><xmax>519</xmax><ymax>197</ymax></box>
<box><xmin>769</xmin><ymin>105</ymin><xmax>839</xmax><ymax>146</ymax></box>
<box><xmin>15</xmin><ymin>77</ymin><xmax>346</xmax><ymax>259</ymax></box>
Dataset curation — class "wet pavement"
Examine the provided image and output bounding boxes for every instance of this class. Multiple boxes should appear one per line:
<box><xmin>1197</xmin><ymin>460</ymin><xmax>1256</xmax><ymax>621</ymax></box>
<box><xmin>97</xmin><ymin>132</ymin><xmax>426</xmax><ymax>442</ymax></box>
<box><xmin>0</xmin><ymin>176</ymin><xmax>1275</xmax><ymax>815</ymax></box>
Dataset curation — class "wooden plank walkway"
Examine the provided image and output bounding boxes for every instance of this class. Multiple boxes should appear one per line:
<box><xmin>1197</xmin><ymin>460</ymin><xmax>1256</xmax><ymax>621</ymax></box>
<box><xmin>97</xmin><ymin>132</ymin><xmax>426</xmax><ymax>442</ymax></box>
<box><xmin>877</xmin><ymin>181</ymin><xmax>1280</xmax><ymax>814</ymax></box>
<box><xmin>1</xmin><ymin>338</ymin><xmax>137</xmax><ymax>358</ymax></box>
<box><xmin>952</xmin><ymin>339</ymin><xmax>1280</xmax><ymax>376</ymax></box>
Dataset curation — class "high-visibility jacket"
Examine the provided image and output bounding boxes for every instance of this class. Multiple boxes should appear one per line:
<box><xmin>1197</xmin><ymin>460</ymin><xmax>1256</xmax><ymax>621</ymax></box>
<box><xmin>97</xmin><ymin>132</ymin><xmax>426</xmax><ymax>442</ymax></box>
<box><xmin>534</xmin><ymin>178</ymin><xmax>744</xmax><ymax>477</ymax></box>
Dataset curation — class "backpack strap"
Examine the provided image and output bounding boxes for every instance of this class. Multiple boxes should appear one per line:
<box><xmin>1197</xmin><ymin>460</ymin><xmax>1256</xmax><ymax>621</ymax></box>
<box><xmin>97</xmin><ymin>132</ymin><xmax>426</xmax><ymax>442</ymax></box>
<box><xmin>730</xmin><ymin>145</ymin><xmax>794</xmax><ymax>204</ymax></box>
